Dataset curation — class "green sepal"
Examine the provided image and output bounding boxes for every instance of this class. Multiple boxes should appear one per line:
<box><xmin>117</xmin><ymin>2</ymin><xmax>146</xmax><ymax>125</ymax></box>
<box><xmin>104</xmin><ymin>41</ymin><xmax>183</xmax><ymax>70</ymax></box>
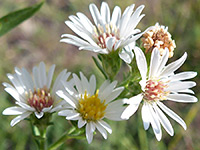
<box><xmin>100</xmin><ymin>49</ymin><xmax>122</xmax><ymax>81</ymax></box>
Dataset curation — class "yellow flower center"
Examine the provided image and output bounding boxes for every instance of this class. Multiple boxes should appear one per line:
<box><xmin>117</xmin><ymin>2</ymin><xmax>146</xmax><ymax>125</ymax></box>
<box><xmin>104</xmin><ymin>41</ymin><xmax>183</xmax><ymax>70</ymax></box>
<box><xmin>27</xmin><ymin>88</ymin><xmax>54</xmax><ymax>113</ymax></box>
<box><xmin>144</xmin><ymin>79</ymin><xmax>169</xmax><ymax>102</ymax></box>
<box><xmin>78</xmin><ymin>90</ymin><xmax>108</xmax><ymax>122</ymax></box>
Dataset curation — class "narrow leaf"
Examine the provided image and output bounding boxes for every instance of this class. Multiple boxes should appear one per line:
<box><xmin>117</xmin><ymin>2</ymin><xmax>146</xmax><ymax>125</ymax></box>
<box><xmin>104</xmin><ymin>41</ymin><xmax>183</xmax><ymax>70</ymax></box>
<box><xmin>0</xmin><ymin>2</ymin><xmax>44</xmax><ymax>37</ymax></box>
<box><xmin>92</xmin><ymin>56</ymin><xmax>108</xmax><ymax>79</ymax></box>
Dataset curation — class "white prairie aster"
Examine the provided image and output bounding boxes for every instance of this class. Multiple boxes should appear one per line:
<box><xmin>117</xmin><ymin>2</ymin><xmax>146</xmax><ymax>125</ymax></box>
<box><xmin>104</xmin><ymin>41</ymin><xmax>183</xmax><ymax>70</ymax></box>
<box><xmin>60</xmin><ymin>2</ymin><xmax>145</xmax><ymax>63</ymax></box>
<box><xmin>121</xmin><ymin>47</ymin><xmax>197</xmax><ymax>141</ymax></box>
<box><xmin>57</xmin><ymin>72</ymin><xmax>124</xmax><ymax>143</ymax></box>
<box><xmin>2</xmin><ymin>62</ymin><xmax>71</xmax><ymax>126</ymax></box>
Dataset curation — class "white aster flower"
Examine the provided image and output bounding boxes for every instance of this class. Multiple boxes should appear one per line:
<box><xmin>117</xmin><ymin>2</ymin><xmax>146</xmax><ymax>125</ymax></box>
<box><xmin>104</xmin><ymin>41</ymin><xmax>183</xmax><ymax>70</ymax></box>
<box><xmin>121</xmin><ymin>47</ymin><xmax>197</xmax><ymax>141</ymax></box>
<box><xmin>141</xmin><ymin>23</ymin><xmax>176</xmax><ymax>58</ymax></box>
<box><xmin>57</xmin><ymin>72</ymin><xmax>124</xmax><ymax>143</ymax></box>
<box><xmin>2</xmin><ymin>62</ymin><xmax>71</xmax><ymax>126</ymax></box>
<box><xmin>60</xmin><ymin>2</ymin><xmax>145</xmax><ymax>63</ymax></box>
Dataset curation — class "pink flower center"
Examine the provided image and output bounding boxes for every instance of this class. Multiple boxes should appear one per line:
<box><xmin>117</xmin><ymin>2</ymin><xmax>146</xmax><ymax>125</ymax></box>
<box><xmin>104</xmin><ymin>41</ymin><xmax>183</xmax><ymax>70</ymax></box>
<box><xmin>93</xmin><ymin>24</ymin><xmax>120</xmax><ymax>49</ymax></box>
<box><xmin>144</xmin><ymin>79</ymin><xmax>169</xmax><ymax>102</ymax></box>
<box><xmin>28</xmin><ymin>88</ymin><xmax>54</xmax><ymax>112</ymax></box>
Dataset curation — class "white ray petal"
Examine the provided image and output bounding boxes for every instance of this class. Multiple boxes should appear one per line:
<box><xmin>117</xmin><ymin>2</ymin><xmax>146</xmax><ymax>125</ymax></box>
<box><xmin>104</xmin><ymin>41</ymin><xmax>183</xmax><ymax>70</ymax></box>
<box><xmin>167</xmin><ymin>94</ymin><xmax>198</xmax><ymax>103</ymax></box>
<box><xmin>47</xmin><ymin>64</ymin><xmax>55</xmax><ymax>89</ymax></box>
<box><xmin>61</xmin><ymin>34</ymin><xmax>91</xmax><ymax>46</ymax></box>
<box><xmin>33</xmin><ymin>66</ymin><xmax>40</xmax><ymax>89</ymax></box>
<box><xmin>178</xmin><ymin>89</ymin><xmax>194</xmax><ymax>94</ymax></box>
<box><xmin>114</xmin><ymin>40</ymin><xmax>121</xmax><ymax>50</ymax></box>
<box><xmin>167</xmin><ymin>81</ymin><xmax>196</xmax><ymax>92</ymax></box>
<box><xmin>141</xmin><ymin>103</ymin><xmax>150</xmax><ymax>130</ymax></box>
<box><xmin>52</xmin><ymin>69</ymin><xmax>67</xmax><ymax>94</ymax></box>
<box><xmin>121</xmin><ymin>94</ymin><xmax>142</xmax><ymax>120</ymax></box>
<box><xmin>148</xmin><ymin>104</ymin><xmax>162</xmax><ymax>141</ymax></box>
<box><xmin>99</xmin><ymin>80</ymin><xmax>110</xmax><ymax>93</ymax></box>
<box><xmin>111</xmin><ymin>6</ymin><xmax>121</xmax><ymax>27</ymax></box>
<box><xmin>10</xmin><ymin>111</ymin><xmax>32</xmax><ymax>126</ymax></box>
<box><xmin>105</xmin><ymin>100</ymin><xmax>125</xmax><ymax>121</ymax></box>
<box><xmin>58</xmin><ymin>110</ymin><xmax>72</xmax><ymax>116</ymax></box>
<box><xmin>101</xmin><ymin>2</ymin><xmax>110</xmax><ymax>23</ymax></box>
<box><xmin>39</xmin><ymin>62</ymin><xmax>47</xmax><ymax>88</ymax></box>
<box><xmin>4</xmin><ymin>84</ymin><xmax>21</xmax><ymax>102</ymax></box>
<box><xmin>156</xmin><ymin>48</ymin><xmax>169</xmax><ymax>75</ymax></box>
<box><xmin>95</xmin><ymin>121</ymin><xmax>108</xmax><ymax>139</ymax></box>
<box><xmin>98</xmin><ymin>120</ymin><xmax>112</xmax><ymax>134</ymax></box>
<box><xmin>42</xmin><ymin>106</ymin><xmax>53</xmax><ymax>112</ymax></box>
<box><xmin>65</xmin><ymin>21</ymin><xmax>98</xmax><ymax>46</ymax></box>
<box><xmin>80</xmin><ymin>72</ymin><xmax>90</xmax><ymax>93</ymax></box>
<box><xmin>86</xmin><ymin>122</ymin><xmax>95</xmax><ymax>144</ymax></box>
<box><xmin>35</xmin><ymin>111</ymin><xmax>44</xmax><ymax>119</ymax></box>
<box><xmin>105</xmin><ymin>87</ymin><xmax>124</xmax><ymax>103</ymax></box>
<box><xmin>76</xmin><ymin>12</ymin><xmax>94</xmax><ymax>33</ymax></box>
<box><xmin>169</xmin><ymin>72</ymin><xmax>197</xmax><ymax>82</ymax></box>
<box><xmin>153</xmin><ymin>104</ymin><xmax>174</xmax><ymax>136</ymax></box>
<box><xmin>89</xmin><ymin>3</ymin><xmax>103</xmax><ymax>26</ymax></box>
<box><xmin>72</xmin><ymin>73</ymin><xmax>84</xmax><ymax>94</ymax></box>
<box><xmin>149</xmin><ymin>48</ymin><xmax>160</xmax><ymax>78</ymax></box>
<box><xmin>60</xmin><ymin>38</ymin><xmax>88</xmax><ymax>47</ymax></box>
<box><xmin>133</xmin><ymin>47</ymin><xmax>147</xmax><ymax>90</ymax></box>
<box><xmin>16</xmin><ymin>102</ymin><xmax>35</xmax><ymax>111</ymax></box>
<box><xmin>2</xmin><ymin>106</ymin><xmax>26</xmax><ymax>115</ymax></box>
<box><xmin>119</xmin><ymin>46</ymin><xmax>134</xmax><ymax>64</ymax></box>
<box><xmin>89</xmin><ymin>75</ymin><xmax>96</xmax><ymax>95</ymax></box>
<box><xmin>123</xmin><ymin>93</ymin><xmax>143</xmax><ymax>105</ymax></box>
<box><xmin>161</xmin><ymin>52</ymin><xmax>187</xmax><ymax>77</ymax></box>
<box><xmin>106</xmin><ymin>37</ymin><xmax>116</xmax><ymax>51</ymax></box>
<box><xmin>7</xmin><ymin>73</ymin><xmax>25</xmax><ymax>95</ymax></box>
<box><xmin>120</xmin><ymin>4</ymin><xmax>135</xmax><ymax>36</ymax></box>
<box><xmin>78</xmin><ymin>118</ymin><xmax>86</xmax><ymax>128</ymax></box>
<box><xmin>56</xmin><ymin>90</ymin><xmax>77</xmax><ymax>108</ymax></box>
<box><xmin>99</xmin><ymin>81</ymin><xmax>117</xmax><ymax>101</ymax></box>
<box><xmin>157</xmin><ymin>102</ymin><xmax>187</xmax><ymax>130</ymax></box>
<box><xmin>62</xmin><ymin>80</ymin><xmax>77</xmax><ymax>96</ymax></box>
<box><xmin>21</xmin><ymin>68</ymin><xmax>34</xmax><ymax>91</ymax></box>
<box><xmin>123</xmin><ymin>5</ymin><xmax>145</xmax><ymax>37</ymax></box>
<box><xmin>66</xmin><ymin>112</ymin><xmax>80</xmax><ymax>120</ymax></box>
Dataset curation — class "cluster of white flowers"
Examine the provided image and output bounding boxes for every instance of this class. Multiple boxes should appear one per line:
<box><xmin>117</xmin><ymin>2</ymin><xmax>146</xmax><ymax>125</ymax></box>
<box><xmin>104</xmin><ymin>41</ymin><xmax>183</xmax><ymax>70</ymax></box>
<box><xmin>2</xmin><ymin>2</ymin><xmax>197</xmax><ymax>144</ymax></box>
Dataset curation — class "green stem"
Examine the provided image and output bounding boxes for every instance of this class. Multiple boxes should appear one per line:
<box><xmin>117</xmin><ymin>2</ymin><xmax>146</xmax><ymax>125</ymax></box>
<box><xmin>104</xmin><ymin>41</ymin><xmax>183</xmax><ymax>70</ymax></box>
<box><xmin>30</xmin><ymin>121</ymin><xmax>40</xmax><ymax>148</ymax></box>
<box><xmin>39</xmin><ymin>128</ymin><xmax>47</xmax><ymax>150</ymax></box>
<box><xmin>47</xmin><ymin>128</ymin><xmax>84</xmax><ymax>150</ymax></box>
<box><xmin>30</xmin><ymin>114</ymin><xmax>49</xmax><ymax>150</ymax></box>
<box><xmin>92</xmin><ymin>56</ymin><xmax>108</xmax><ymax>79</ymax></box>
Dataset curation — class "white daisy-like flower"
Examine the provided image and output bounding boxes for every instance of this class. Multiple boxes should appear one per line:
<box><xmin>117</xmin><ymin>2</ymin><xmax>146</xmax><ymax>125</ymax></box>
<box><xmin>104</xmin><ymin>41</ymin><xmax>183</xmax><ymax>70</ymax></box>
<box><xmin>121</xmin><ymin>47</ymin><xmax>197</xmax><ymax>141</ymax></box>
<box><xmin>141</xmin><ymin>22</ymin><xmax>176</xmax><ymax>58</ymax></box>
<box><xmin>57</xmin><ymin>72</ymin><xmax>124</xmax><ymax>143</ymax></box>
<box><xmin>60</xmin><ymin>2</ymin><xmax>145</xmax><ymax>63</ymax></box>
<box><xmin>2</xmin><ymin>62</ymin><xmax>71</xmax><ymax>126</ymax></box>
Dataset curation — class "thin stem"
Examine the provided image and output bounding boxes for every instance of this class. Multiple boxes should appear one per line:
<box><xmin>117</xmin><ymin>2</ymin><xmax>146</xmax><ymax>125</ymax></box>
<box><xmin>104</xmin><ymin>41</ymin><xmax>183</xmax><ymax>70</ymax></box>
<box><xmin>30</xmin><ymin>121</ymin><xmax>40</xmax><ymax>148</ymax></box>
<box><xmin>92</xmin><ymin>56</ymin><xmax>108</xmax><ymax>79</ymax></box>
<box><xmin>47</xmin><ymin>128</ymin><xmax>84</xmax><ymax>150</ymax></box>
<box><xmin>39</xmin><ymin>127</ymin><xmax>47</xmax><ymax>150</ymax></box>
<box><xmin>30</xmin><ymin>115</ymin><xmax>48</xmax><ymax>150</ymax></box>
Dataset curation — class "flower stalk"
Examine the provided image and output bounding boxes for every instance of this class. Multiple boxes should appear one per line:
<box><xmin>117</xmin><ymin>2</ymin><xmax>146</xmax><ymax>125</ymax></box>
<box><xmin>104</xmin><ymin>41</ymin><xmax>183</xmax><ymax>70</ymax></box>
<box><xmin>48</xmin><ymin>127</ymin><xmax>85</xmax><ymax>150</ymax></box>
<box><xmin>30</xmin><ymin>113</ymin><xmax>52</xmax><ymax>150</ymax></box>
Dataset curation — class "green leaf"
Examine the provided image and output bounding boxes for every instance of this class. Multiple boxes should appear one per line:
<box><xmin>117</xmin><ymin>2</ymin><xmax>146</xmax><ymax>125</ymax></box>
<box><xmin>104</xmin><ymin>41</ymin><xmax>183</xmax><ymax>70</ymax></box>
<box><xmin>92</xmin><ymin>56</ymin><xmax>108</xmax><ymax>80</ymax></box>
<box><xmin>0</xmin><ymin>2</ymin><xmax>44</xmax><ymax>37</ymax></box>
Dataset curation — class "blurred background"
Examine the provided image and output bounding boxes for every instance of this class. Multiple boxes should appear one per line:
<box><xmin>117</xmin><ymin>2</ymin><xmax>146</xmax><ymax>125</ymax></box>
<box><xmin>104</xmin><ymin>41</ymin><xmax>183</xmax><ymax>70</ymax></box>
<box><xmin>0</xmin><ymin>0</ymin><xmax>200</xmax><ymax>149</ymax></box>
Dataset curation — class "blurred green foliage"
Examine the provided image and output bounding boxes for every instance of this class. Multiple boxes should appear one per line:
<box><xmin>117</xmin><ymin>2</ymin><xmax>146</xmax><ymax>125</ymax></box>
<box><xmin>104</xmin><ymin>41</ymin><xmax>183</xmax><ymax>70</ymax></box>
<box><xmin>0</xmin><ymin>0</ymin><xmax>200</xmax><ymax>149</ymax></box>
<box><xmin>0</xmin><ymin>2</ymin><xmax>43</xmax><ymax>37</ymax></box>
